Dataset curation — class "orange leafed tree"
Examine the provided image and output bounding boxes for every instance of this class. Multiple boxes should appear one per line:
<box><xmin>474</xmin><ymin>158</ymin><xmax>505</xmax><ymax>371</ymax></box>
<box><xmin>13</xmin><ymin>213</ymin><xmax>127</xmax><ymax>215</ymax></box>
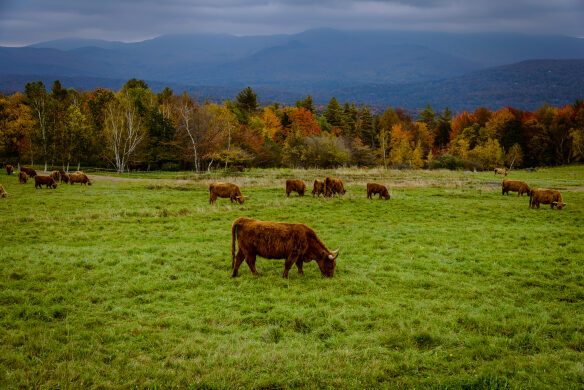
<box><xmin>288</xmin><ymin>107</ymin><xmax>321</xmax><ymax>137</ymax></box>
<box><xmin>450</xmin><ymin>111</ymin><xmax>476</xmax><ymax>141</ymax></box>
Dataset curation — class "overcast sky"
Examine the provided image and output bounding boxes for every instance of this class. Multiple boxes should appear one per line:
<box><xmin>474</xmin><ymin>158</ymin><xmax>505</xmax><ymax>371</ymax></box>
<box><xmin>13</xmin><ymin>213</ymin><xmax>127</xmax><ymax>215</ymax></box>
<box><xmin>0</xmin><ymin>0</ymin><xmax>583</xmax><ymax>46</ymax></box>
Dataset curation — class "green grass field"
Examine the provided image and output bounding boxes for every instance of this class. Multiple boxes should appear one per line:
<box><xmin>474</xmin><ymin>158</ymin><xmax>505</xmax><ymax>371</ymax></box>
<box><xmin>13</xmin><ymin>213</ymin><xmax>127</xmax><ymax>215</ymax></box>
<box><xmin>1</xmin><ymin>167</ymin><xmax>583</xmax><ymax>389</ymax></box>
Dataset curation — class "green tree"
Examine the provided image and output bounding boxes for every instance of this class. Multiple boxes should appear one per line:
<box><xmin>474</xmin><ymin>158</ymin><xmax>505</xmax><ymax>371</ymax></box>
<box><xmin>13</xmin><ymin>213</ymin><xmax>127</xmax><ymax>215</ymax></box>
<box><xmin>357</xmin><ymin>105</ymin><xmax>374</xmax><ymax>147</ymax></box>
<box><xmin>325</xmin><ymin>97</ymin><xmax>344</xmax><ymax>128</ymax></box>
<box><xmin>295</xmin><ymin>95</ymin><xmax>314</xmax><ymax>113</ymax></box>
<box><xmin>434</xmin><ymin>107</ymin><xmax>452</xmax><ymax>149</ymax></box>
<box><xmin>417</xmin><ymin>104</ymin><xmax>437</xmax><ymax>132</ymax></box>
<box><xmin>236</xmin><ymin>86</ymin><xmax>259</xmax><ymax>114</ymax></box>
<box><xmin>24</xmin><ymin>81</ymin><xmax>49</xmax><ymax>169</ymax></box>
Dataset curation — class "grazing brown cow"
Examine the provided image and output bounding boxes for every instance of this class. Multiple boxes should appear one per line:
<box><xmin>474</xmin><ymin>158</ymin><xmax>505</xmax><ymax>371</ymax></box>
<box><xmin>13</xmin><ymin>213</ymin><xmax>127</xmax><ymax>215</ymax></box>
<box><xmin>18</xmin><ymin>171</ymin><xmax>28</xmax><ymax>184</ymax></box>
<box><xmin>502</xmin><ymin>179</ymin><xmax>530</xmax><ymax>196</ymax></box>
<box><xmin>20</xmin><ymin>166</ymin><xmax>37</xmax><ymax>177</ymax></box>
<box><xmin>367</xmin><ymin>182</ymin><xmax>390</xmax><ymax>200</ymax></box>
<box><xmin>49</xmin><ymin>170</ymin><xmax>61</xmax><ymax>182</ymax></box>
<box><xmin>209</xmin><ymin>182</ymin><xmax>245</xmax><ymax>205</ymax></box>
<box><xmin>529</xmin><ymin>188</ymin><xmax>567</xmax><ymax>210</ymax></box>
<box><xmin>236</xmin><ymin>165</ymin><xmax>245</xmax><ymax>172</ymax></box>
<box><xmin>285</xmin><ymin>179</ymin><xmax>306</xmax><ymax>197</ymax></box>
<box><xmin>494</xmin><ymin>168</ymin><xmax>508</xmax><ymax>176</ymax></box>
<box><xmin>35</xmin><ymin>175</ymin><xmax>57</xmax><ymax>189</ymax></box>
<box><xmin>324</xmin><ymin>177</ymin><xmax>346</xmax><ymax>198</ymax></box>
<box><xmin>69</xmin><ymin>172</ymin><xmax>92</xmax><ymax>185</ymax></box>
<box><xmin>58</xmin><ymin>170</ymin><xmax>69</xmax><ymax>183</ymax></box>
<box><xmin>312</xmin><ymin>180</ymin><xmax>325</xmax><ymax>197</ymax></box>
<box><xmin>6</xmin><ymin>165</ymin><xmax>14</xmax><ymax>175</ymax></box>
<box><xmin>231</xmin><ymin>217</ymin><xmax>340</xmax><ymax>278</ymax></box>
<box><xmin>0</xmin><ymin>184</ymin><xmax>7</xmax><ymax>198</ymax></box>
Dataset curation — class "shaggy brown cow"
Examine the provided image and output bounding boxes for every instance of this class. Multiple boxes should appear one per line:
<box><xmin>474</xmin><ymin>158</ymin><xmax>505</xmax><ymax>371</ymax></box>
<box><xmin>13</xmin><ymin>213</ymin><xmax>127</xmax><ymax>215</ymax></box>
<box><xmin>20</xmin><ymin>166</ymin><xmax>37</xmax><ymax>177</ymax></box>
<box><xmin>18</xmin><ymin>171</ymin><xmax>28</xmax><ymax>184</ymax></box>
<box><xmin>285</xmin><ymin>179</ymin><xmax>306</xmax><ymax>197</ymax></box>
<box><xmin>367</xmin><ymin>182</ymin><xmax>391</xmax><ymax>200</ymax></box>
<box><xmin>49</xmin><ymin>170</ymin><xmax>61</xmax><ymax>182</ymax></box>
<box><xmin>6</xmin><ymin>165</ymin><xmax>14</xmax><ymax>175</ymax></box>
<box><xmin>312</xmin><ymin>180</ymin><xmax>325</xmax><ymax>197</ymax></box>
<box><xmin>69</xmin><ymin>172</ymin><xmax>92</xmax><ymax>185</ymax></box>
<box><xmin>58</xmin><ymin>170</ymin><xmax>69</xmax><ymax>183</ymax></box>
<box><xmin>231</xmin><ymin>217</ymin><xmax>340</xmax><ymax>278</ymax></box>
<box><xmin>502</xmin><ymin>179</ymin><xmax>530</xmax><ymax>196</ymax></box>
<box><xmin>324</xmin><ymin>177</ymin><xmax>346</xmax><ymax>198</ymax></box>
<box><xmin>0</xmin><ymin>184</ymin><xmax>7</xmax><ymax>198</ymax></box>
<box><xmin>530</xmin><ymin>188</ymin><xmax>567</xmax><ymax>210</ymax></box>
<box><xmin>494</xmin><ymin>168</ymin><xmax>508</xmax><ymax>176</ymax></box>
<box><xmin>35</xmin><ymin>175</ymin><xmax>57</xmax><ymax>189</ymax></box>
<box><xmin>209</xmin><ymin>182</ymin><xmax>245</xmax><ymax>204</ymax></box>
<box><xmin>236</xmin><ymin>165</ymin><xmax>245</xmax><ymax>172</ymax></box>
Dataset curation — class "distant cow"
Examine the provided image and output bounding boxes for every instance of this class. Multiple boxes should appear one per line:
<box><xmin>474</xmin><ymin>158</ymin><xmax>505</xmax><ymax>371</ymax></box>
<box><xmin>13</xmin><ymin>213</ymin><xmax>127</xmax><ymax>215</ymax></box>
<box><xmin>18</xmin><ymin>171</ymin><xmax>28</xmax><ymax>184</ymax></box>
<box><xmin>69</xmin><ymin>172</ymin><xmax>92</xmax><ymax>185</ymax></box>
<box><xmin>231</xmin><ymin>217</ymin><xmax>340</xmax><ymax>278</ymax></box>
<box><xmin>530</xmin><ymin>188</ymin><xmax>567</xmax><ymax>210</ymax></box>
<box><xmin>324</xmin><ymin>177</ymin><xmax>346</xmax><ymax>198</ymax></box>
<box><xmin>502</xmin><ymin>179</ymin><xmax>530</xmax><ymax>196</ymax></box>
<box><xmin>6</xmin><ymin>165</ymin><xmax>14</xmax><ymax>175</ymax></box>
<box><xmin>209</xmin><ymin>182</ymin><xmax>245</xmax><ymax>205</ymax></box>
<box><xmin>367</xmin><ymin>182</ymin><xmax>390</xmax><ymax>200</ymax></box>
<box><xmin>0</xmin><ymin>184</ymin><xmax>7</xmax><ymax>198</ymax></box>
<box><xmin>494</xmin><ymin>168</ymin><xmax>508</xmax><ymax>176</ymax></box>
<box><xmin>58</xmin><ymin>170</ymin><xmax>69</xmax><ymax>183</ymax></box>
<box><xmin>236</xmin><ymin>165</ymin><xmax>245</xmax><ymax>172</ymax></box>
<box><xmin>35</xmin><ymin>175</ymin><xmax>57</xmax><ymax>189</ymax></box>
<box><xmin>20</xmin><ymin>166</ymin><xmax>37</xmax><ymax>177</ymax></box>
<box><xmin>285</xmin><ymin>179</ymin><xmax>306</xmax><ymax>197</ymax></box>
<box><xmin>49</xmin><ymin>170</ymin><xmax>61</xmax><ymax>182</ymax></box>
<box><xmin>312</xmin><ymin>180</ymin><xmax>325</xmax><ymax>198</ymax></box>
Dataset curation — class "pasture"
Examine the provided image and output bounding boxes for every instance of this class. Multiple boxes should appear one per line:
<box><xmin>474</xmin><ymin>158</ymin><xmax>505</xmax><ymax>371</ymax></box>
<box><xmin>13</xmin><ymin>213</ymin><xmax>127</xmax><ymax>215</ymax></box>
<box><xmin>1</xmin><ymin>166</ymin><xmax>583</xmax><ymax>388</ymax></box>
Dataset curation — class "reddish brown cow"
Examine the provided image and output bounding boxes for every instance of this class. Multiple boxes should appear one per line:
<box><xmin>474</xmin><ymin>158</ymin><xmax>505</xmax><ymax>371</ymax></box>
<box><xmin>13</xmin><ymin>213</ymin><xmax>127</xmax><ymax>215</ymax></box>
<box><xmin>324</xmin><ymin>177</ymin><xmax>346</xmax><ymax>198</ymax></box>
<box><xmin>6</xmin><ymin>165</ymin><xmax>14</xmax><ymax>175</ymax></box>
<box><xmin>285</xmin><ymin>179</ymin><xmax>306</xmax><ymax>197</ymax></box>
<box><xmin>49</xmin><ymin>170</ymin><xmax>61</xmax><ymax>182</ymax></box>
<box><xmin>35</xmin><ymin>175</ymin><xmax>57</xmax><ymax>189</ymax></box>
<box><xmin>69</xmin><ymin>172</ymin><xmax>92</xmax><ymax>185</ymax></box>
<box><xmin>312</xmin><ymin>180</ymin><xmax>325</xmax><ymax>197</ymax></box>
<box><xmin>494</xmin><ymin>168</ymin><xmax>508</xmax><ymax>176</ymax></box>
<box><xmin>20</xmin><ymin>166</ymin><xmax>37</xmax><ymax>177</ymax></box>
<box><xmin>502</xmin><ymin>179</ymin><xmax>530</xmax><ymax>196</ymax></box>
<box><xmin>530</xmin><ymin>188</ymin><xmax>567</xmax><ymax>210</ymax></box>
<box><xmin>58</xmin><ymin>170</ymin><xmax>69</xmax><ymax>183</ymax></box>
<box><xmin>0</xmin><ymin>184</ymin><xmax>7</xmax><ymax>198</ymax></box>
<box><xmin>231</xmin><ymin>217</ymin><xmax>340</xmax><ymax>278</ymax></box>
<box><xmin>367</xmin><ymin>182</ymin><xmax>390</xmax><ymax>200</ymax></box>
<box><xmin>209</xmin><ymin>182</ymin><xmax>245</xmax><ymax>205</ymax></box>
<box><xmin>18</xmin><ymin>171</ymin><xmax>28</xmax><ymax>184</ymax></box>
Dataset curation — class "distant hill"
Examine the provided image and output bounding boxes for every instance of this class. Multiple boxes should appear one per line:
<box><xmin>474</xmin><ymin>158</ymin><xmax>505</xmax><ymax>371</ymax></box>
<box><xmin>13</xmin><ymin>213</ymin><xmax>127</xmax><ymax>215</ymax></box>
<box><xmin>1</xmin><ymin>29</ymin><xmax>583</xmax><ymax>110</ymax></box>
<box><xmin>325</xmin><ymin>59</ymin><xmax>584</xmax><ymax>111</ymax></box>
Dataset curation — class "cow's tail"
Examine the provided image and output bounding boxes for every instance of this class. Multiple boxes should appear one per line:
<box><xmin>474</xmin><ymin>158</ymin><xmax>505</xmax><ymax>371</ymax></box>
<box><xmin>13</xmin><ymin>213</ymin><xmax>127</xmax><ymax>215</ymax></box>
<box><xmin>231</xmin><ymin>219</ymin><xmax>239</xmax><ymax>270</ymax></box>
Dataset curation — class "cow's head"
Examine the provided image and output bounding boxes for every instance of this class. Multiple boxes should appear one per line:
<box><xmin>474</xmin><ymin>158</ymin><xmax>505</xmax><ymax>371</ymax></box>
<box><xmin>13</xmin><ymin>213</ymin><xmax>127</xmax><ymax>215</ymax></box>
<box><xmin>314</xmin><ymin>247</ymin><xmax>339</xmax><ymax>277</ymax></box>
<box><xmin>50</xmin><ymin>179</ymin><xmax>57</xmax><ymax>189</ymax></box>
<box><xmin>553</xmin><ymin>201</ymin><xmax>567</xmax><ymax>210</ymax></box>
<box><xmin>236</xmin><ymin>195</ymin><xmax>245</xmax><ymax>205</ymax></box>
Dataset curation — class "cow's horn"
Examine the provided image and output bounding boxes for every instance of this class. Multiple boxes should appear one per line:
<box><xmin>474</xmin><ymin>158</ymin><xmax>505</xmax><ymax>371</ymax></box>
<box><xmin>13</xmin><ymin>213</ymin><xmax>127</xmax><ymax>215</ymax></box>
<box><xmin>328</xmin><ymin>247</ymin><xmax>340</xmax><ymax>260</ymax></box>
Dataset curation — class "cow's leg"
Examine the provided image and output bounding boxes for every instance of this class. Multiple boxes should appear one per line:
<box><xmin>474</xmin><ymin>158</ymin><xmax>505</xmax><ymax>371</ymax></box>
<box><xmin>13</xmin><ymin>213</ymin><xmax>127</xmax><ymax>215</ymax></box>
<box><xmin>245</xmin><ymin>253</ymin><xmax>260</xmax><ymax>276</ymax></box>
<box><xmin>283</xmin><ymin>255</ymin><xmax>299</xmax><ymax>278</ymax></box>
<box><xmin>295</xmin><ymin>258</ymin><xmax>304</xmax><ymax>275</ymax></box>
<box><xmin>232</xmin><ymin>249</ymin><xmax>246</xmax><ymax>277</ymax></box>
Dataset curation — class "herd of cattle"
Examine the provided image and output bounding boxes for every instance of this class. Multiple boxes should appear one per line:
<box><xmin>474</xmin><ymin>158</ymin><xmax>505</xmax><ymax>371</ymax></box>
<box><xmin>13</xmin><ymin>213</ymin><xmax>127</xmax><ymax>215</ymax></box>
<box><xmin>2</xmin><ymin>163</ymin><xmax>93</xmax><ymax>194</ymax></box>
<box><xmin>1</xmin><ymin>163</ymin><xmax>570</xmax><ymax>279</ymax></box>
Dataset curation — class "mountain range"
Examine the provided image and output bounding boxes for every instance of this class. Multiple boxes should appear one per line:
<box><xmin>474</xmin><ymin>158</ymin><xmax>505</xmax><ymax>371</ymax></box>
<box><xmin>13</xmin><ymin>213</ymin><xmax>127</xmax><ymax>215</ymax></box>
<box><xmin>1</xmin><ymin>29</ymin><xmax>583</xmax><ymax>111</ymax></box>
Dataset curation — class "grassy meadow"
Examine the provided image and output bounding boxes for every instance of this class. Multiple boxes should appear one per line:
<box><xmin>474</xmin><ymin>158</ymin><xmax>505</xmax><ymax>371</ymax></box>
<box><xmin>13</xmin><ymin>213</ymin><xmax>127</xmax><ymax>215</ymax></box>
<box><xmin>0</xmin><ymin>166</ymin><xmax>583</xmax><ymax>389</ymax></box>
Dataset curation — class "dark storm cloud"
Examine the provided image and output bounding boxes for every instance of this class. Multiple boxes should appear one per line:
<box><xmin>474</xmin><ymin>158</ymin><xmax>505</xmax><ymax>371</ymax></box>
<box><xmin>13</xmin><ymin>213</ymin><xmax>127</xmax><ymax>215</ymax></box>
<box><xmin>0</xmin><ymin>0</ymin><xmax>582</xmax><ymax>46</ymax></box>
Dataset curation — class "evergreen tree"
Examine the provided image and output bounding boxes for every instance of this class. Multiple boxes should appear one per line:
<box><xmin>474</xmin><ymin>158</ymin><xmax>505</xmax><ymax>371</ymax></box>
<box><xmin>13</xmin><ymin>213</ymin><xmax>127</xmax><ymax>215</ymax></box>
<box><xmin>418</xmin><ymin>104</ymin><xmax>437</xmax><ymax>131</ymax></box>
<box><xmin>325</xmin><ymin>97</ymin><xmax>344</xmax><ymax>128</ymax></box>
<box><xmin>295</xmin><ymin>95</ymin><xmax>314</xmax><ymax>113</ymax></box>
<box><xmin>343</xmin><ymin>102</ymin><xmax>358</xmax><ymax>137</ymax></box>
<box><xmin>434</xmin><ymin>107</ymin><xmax>452</xmax><ymax>149</ymax></box>
<box><xmin>236</xmin><ymin>86</ymin><xmax>259</xmax><ymax>114</ymax></box>
<box><xmin>358</xmin><ymin>105</ymin><xmax>374</xmax><ymax>146</ymax></box>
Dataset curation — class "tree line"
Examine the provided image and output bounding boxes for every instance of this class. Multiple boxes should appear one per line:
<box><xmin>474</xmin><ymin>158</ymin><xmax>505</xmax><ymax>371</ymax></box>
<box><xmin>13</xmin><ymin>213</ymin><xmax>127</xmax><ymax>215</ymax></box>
<box><xmin>0</xmin><ymin>79</ymin><xmax>583</xmax><ymax>172</ymax></box>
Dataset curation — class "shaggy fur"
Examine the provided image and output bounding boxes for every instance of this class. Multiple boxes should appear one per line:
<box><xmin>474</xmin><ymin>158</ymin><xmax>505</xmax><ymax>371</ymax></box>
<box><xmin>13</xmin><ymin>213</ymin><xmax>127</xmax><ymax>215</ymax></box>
<box><xmin>209</xmin><ymin>182</ymin><xmax>245</xmax><ymax>205</ymax></box>
<box><xmin>20</xmin><ymin>166</ymin><xmax>37</xmax><ymax>177</ymax></box>
<box><xmin>494</xmin><ymin>168</ymin><xmax>508</xmax><ymax>176</ymax></box>
<box><xmin>285</xmin><ymin>179</ymin><xmax>306</xmax><ymax>197</ymax></box>
<box><xmin>58</xmin><ymin>170</ymin><xmax>69</xmax><ymax>183</ymax></box>
<box><xmin>530</xmin><ymin>188</ymin><xmax>567</xmax><ymax>210</ymax></box>
<box><xmin>231</xmin><ymin>217</ymin><xmax>339</xmax><ymax>278</ymax></box>
<box><xmin>69</xmin><ymin>172</ymin><xmax>92</xmax><ymax>185</ymax></box>
<box><xmin>0</xmin><ymin>184</ymin><xmax>7</xmax><ymax>198</ymax></box>
<box><xmin>34</xmin><ymin>175</ymin><xmax>57</xmax><ymax>189</ymax></box>
<box><xmin>18</xmin><ymin>171</ymin><xmax>28</xmax><ymax>184</ymax></box>
<box><xmin>49</xmin><ymin>171</ymin><xmax>61</xmax><ymax>182</ymax></box>
<box><xmin>502</xmin><ymin>179</ymin><xmax>530</xmax><ymax>196</ymax></box>
<box><xmin>324</xmin><ymin>177</ymin><xmax>346</xmax><ymax>198</ymax></box>
<box><xmin>312</xmin><ymin>180</ymin><xmax>325</xmax><ymax>197</ymax></box>
<box><xmin>367</xmin><ymin>182</ymin><xmax>391</xmax><ymax>200</ymax></box>
<box><xmin>6</xmin><ymin>165</ymin><xmax>14</xmax><ymax>175</ymax></box>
